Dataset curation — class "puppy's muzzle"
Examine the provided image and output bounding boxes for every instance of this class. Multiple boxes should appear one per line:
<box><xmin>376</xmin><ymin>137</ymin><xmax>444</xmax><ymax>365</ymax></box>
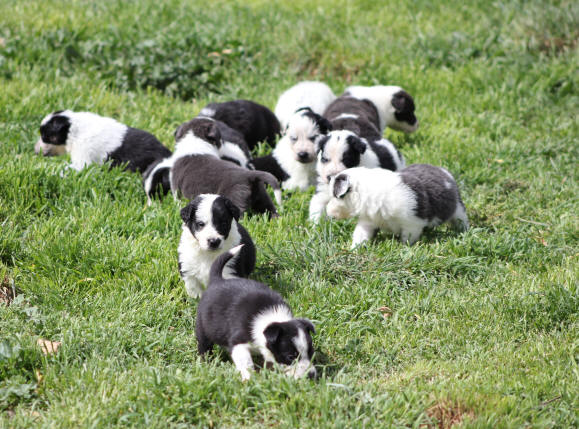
<box><xmin>207</xmin><ymin>238</ymin><xmax>222</xmax><ymax>250</ymax></box>
<box><xmin>297</xmin><ymin>152</ymin><xmax>313</xmax><ymax>163</ymax></box>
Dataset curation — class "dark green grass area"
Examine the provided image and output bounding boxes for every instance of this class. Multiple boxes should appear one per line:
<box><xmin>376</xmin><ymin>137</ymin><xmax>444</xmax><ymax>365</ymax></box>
<box><xmin>1</xmin><ymin>0</ymin><xmax>578</xmax><ymax>427</ymax></box>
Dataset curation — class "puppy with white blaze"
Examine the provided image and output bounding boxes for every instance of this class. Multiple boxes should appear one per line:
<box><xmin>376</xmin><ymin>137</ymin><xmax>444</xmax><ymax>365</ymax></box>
<box><xmin>309</xmin><ymin>130</ymin><xmax>405</xmax><ymax>222</ymax></box>
<box><xmin>197</xmin><ymin>244</ymin><xmax>316</xmax><ymax>380</ymax></box>
<box><xmin>343</xmin><ymin>85</ymin><xmax>419</xmax><ymax>133</ymax></box>
<box><xmin>253</xmin><ymin>107</ymin><xmax>332</xmax><ymax>191</ymax></box>
<box><xmin>274</xmin><ymin>81</ymin><xmax>336</xmax><ymax>129</ymax></box>
<box><xmin>326</xmin><ymin>165</ymin><xmax>469</xmax><ymax>248</ymax></box>
<box><xmin>178</xmin><ymin>194</ymin><xmax>256</xmax><ymax>298</ymax></box>
<box><xmin>37</xmin><ymin>110</ymin><xmax>172</xmax><ymax>172</ymax></box>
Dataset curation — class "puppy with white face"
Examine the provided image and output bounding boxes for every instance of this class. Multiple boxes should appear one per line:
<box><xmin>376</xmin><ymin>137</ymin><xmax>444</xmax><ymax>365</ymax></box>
<box><xmin>274</xmin><ymin>81</ymin><xmax>336</xmax><ymax>129</ymax></box>
<box><xmin>326</xmin><ymin>165</ymin><xmax>469</xmax><ymax>248</ymax></box>
<box><xmin>197</xmin><ymin>245</ymin><xmax>316</xmax><ymax>380</ymax></box>
<box><xmin>309</xmin><ymin>130</ymin><xmax>405</xmax><ymax>222</ymax></box>
<box><xmin>253</xmin><ymin>107</ymin><xmax>332</xmax><ymax>191</ymax></box>
<box><xmin>178</xmin><ymin>194</ymin><xmax>256</xmax><ymax>298</ymax></box>
<box><xmin>37</xmin><ymin>110</ymin><xmax>172</xmax><ymax>172</ymax></box>
<box><xmin>343</xmin><ymin>85</ymin><xmax>419</xmax><ymax>133</ymax></box>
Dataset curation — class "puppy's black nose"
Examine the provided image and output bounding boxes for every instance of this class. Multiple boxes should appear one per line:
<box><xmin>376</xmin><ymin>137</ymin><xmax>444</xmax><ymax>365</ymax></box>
<box><xmin>326</xmin><ymin>175</ymin><xmax>332</xmax><ymax>183</ymax></box>
<box><xmin>297</xmin><ymin>152</ymin><xmax>310</xmax><ymax>162</ymax></box>
<box><xmin>207</xmin><ymin>238</ymin><xmax>221</xmax><ymax>249</ymax></box>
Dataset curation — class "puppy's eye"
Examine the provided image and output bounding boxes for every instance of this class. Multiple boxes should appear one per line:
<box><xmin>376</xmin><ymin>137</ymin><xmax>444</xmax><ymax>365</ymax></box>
<box><xmin>309</xmin><ymin>135</ymin><xmax>317</xmax><ymax>141</ymax></box>
<box><xmin>320</xmin><ymin>156</ymin><xmax>329</xmax><ymax>164</ymax></box>
<box><xmin>290</xmin><ymin>136</ymin><xmax>297</xmax><ymax>143</ymax></box>
<box><xmin>195</xmin><ymin>221</ymin><xmax>205</xmax><ymax>229</ymax></box>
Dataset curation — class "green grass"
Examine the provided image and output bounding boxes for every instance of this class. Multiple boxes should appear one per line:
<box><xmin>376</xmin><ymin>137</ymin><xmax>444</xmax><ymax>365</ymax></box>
<box><xmin>1</xmin><ymin>0</ymin><xmax>578</xmax><ymax>427</ymax></box>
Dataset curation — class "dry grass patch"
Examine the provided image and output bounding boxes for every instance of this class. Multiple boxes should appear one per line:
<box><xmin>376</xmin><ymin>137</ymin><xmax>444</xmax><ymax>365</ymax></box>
<box><xmin>423</xmin><ymin>400</ymin><xmax>474</xmax><ymax>429</ymax></box>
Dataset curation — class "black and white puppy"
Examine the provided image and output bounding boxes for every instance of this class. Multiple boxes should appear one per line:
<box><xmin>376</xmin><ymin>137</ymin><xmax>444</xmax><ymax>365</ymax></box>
<box><xmin>197</xmin><ymin>244</ymin><xmax>316</xmax><ymax>380</ymax></box>
<box><xmin>178</xmin><ymin>194</ymin><xmax>256</xmax><ymax>298</ymax></box>
<box><xmin>309</xmin><ymin>130</ymin><xmax>405</xmax><ymax>222</ymax></box>
<box><xmin>343</xmin><ymin>85</ymin><xmax>419</xmax><ymax>133</ymax></box>
<box><xmin>199</xmin><ymin>100</ymin><xmax>281</xmax><ymax>150</ymax></box>
<box><xmin>326</xmin><ymin>165</ymin><xmax>469</xmax><ymax>247</ymax></box>
<box><xmin>324</xmin><ymin>96</ymin><xmax>382</xmax><ymax>141</ymax></box>
<box><xmin>37</xmin><ymin>110</ymin><xmax>171</xmax><ymax>172</ymax></box>
<box><xmin>171</xmin><ymin>118</ymin><xmax>282</xmax><ymax>216</ymax></box>
<box><xmin>253</xmin><ymin>107</ymin><xmax>332</xmax><ymax>191</ymax></box>
<box><xmin>274</xmin><ymin>81</ymin><xmax>336</xmax><ymax>129</ymax></box>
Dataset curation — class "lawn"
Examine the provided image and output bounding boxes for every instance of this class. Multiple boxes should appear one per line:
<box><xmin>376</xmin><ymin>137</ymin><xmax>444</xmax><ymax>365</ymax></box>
<box><xmin>0</xmin><ymin>0</ymin><xmax>577</xmax><ymax>427</ymax></box>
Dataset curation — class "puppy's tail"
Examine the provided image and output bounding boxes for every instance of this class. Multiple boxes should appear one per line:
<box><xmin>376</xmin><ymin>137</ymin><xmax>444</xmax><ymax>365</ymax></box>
<box><xmin>249</xmin><ymin>171</ymin><xmax>282</xmax><ymax>207</ymax></box>
<box><xmin>209</xmin><ymin>244</ymin><xmax>244</xmax><ymax>284</ymax></box>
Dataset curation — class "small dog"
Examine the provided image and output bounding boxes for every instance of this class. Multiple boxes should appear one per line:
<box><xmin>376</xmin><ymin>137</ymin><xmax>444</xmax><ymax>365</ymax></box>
<box><xmin>196</xmin><ymin>244</ymin><xmax>316</xmax><ymax>380</ymax></box>
<box><xmin>37</xmin><ymin>110</ymin><xmax>171</xmax><ymax>172</ymax></box>
<box><xmin>199</xmin><ymin>100</ymin><xmax>281</xmax><ymax>150</ymax></box>
<box><xmin>274</xmin><ymin>81</ymin><xmax>336</xmax><ymax>129</ymax></box>
<box><xmin>343</xmin><ymin>85</ymin><xmax>419</xmax><ymax>133</ymax></box>
<box><xmin>171</xmin><ymin>118</ymin><xmax>282</xmax><ymax>216</ymax></box>
<box><xmin>178</xmin><ymin>194</ymin><xmax>256</xmax><ymax>298</ymax></box>
<box><xmin>326</xmin><ymin>165</ymin><xmax>469</xmax><ymax>247</ymax></box>
<box><xmin>253</xmin><ymin>107</ymin><xmax>332</xmax><ymax>191</ymax></box>
<box><xmin>309</xmin><ymin>130</ymin><xmax>405</xmax><ymax>222</ymax></box>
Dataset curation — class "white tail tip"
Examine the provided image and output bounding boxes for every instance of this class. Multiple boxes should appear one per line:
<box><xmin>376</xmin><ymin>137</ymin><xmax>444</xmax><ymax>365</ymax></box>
<box><xmin>229</xmin><ymin>244</ymin><xmax>244</xmax><ymax>256</ymax></box>
<box><xmin>274</xmin><ymin>189</ymin><xmax>282</xmax><ymax>207</ymax></box>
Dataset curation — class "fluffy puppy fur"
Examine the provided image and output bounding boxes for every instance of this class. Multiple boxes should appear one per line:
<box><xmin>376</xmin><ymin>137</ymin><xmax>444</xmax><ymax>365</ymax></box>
<box><xmin>274</xmin><ymin>81</ymin><xmax>336</xmax><ymax>129</ymax></box>
<box><xmin>343</xmin><ymin>85</ymin><xmax>419</xmax><ymax>133</ymax></box>
<box><xmin>178</xmin><ymin>194</ymin><xmax>256</xmax><ymax>298</ymax></box>
<box><xmin>196</xmin><ymin>244</ymin><xmax>316</xmax><ymax>380</ymax></box>
<box><xmin>199</xmin><ymin>100</ymin><xmax>281</xmax><ymax>150</ymax></box>
<box><xmin>37</xmin><ymin>110</ymin><xmax>171</xmax><ymax>172</ymax></box>
<box><xmin>324</xmin><ymin>96</ymin><xmax>382</xmax><ymax>141</ymax></box>
<box><xmin>253</xmin><ymin>108</ymin><xmax>332</xmax><ymax>191</ymax></box>
<box><xmin>309</xmin><ymin>130</ymin><xmax>405</xmax><ymax>222</ymax></box>
<box><xmin>326</xmin><ymin>165</ymin><xmax>469</xmax><ymax>247</ymax></box>
<box><xmin>170</xmin><ymin>118</ymin><xmax>282</xmax><ymax>216</ymax></box>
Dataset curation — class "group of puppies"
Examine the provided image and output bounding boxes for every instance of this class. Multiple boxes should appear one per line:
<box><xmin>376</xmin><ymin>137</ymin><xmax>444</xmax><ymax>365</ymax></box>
<box><xmin>34</xmin><ymin>81</ymin><xmax>469</xmax><ymax>380</ymax></box>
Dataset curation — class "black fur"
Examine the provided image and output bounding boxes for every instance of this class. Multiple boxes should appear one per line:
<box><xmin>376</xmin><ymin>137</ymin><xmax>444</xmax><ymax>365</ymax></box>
<box><xmin>367</xmin><ymin>140</ymin><xmax>399</xmax><ymax>171</ymax></box>
<box><xmin>294</xmin><ymin>107</ymin><xmax>333</xmax><ymax>135</ymax></box>
<box><xmin>324</xmin><ymin>96</ymin><xmax>380</xmax><ymax>131</ymax></box>
<box><xmin>171</xmin><ymin>155</ymin><xmax>280</xmax><ymax>217</ymax></box>
<box><xmin>201</xmin><ymin>100</ymin><xmax>281</xmax><ymax>149</ymax></box>
<box><xmin>330</xmin><ymin>115</ymin><xmax>381</xmax><ymax>142</ymax></box>
<box><xmin>341</xmin><ymin>135</ymin><xmax>366</xmax><ymax>168</ymax></box>
<box><xmin>392</xmin><ymin>90</ymin><xmax>417</xmax><ymax>126</ymax></box>
<box><xmin>252</xmin><ymin>154</ymin><xmax>291</xmax><ymax>183</ymax></box>
<box><xmin>315</xmin><ymin>135</ymin><xmax>331</xmax><ymax>154</ymax></box>
<box><xmin>106</xmin><ymin>127</ymin><xmax>172</xmax><ymax>173</ymax></box>
<box><xmin>399</xmin><ymin>164</ymin><xmax>460</xmax><ymax>222</ymax></box>
<box><xmin>39</xmin><ymin>115</ymin><xmax>71</xmax><ymax>145</ymax></box>
<box><xmin>143</xmin><ymin>159</ymin><xmax>171</xmax><ymax>199</ymax></box>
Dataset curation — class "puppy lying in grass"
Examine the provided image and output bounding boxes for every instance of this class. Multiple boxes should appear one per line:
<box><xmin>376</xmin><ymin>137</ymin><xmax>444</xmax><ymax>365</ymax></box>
<box><xmin>196</xmin><ymin>244</ymin><xmax>316</xmax><ymax>380</ymax></box>
<box><xmin>326</xmin><ymin>165</ymin><xmax>469</xmax><ymax>247</ymax></box>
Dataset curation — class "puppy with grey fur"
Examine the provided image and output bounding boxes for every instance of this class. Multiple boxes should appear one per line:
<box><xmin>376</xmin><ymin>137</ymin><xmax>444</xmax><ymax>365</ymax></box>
<box><xmin>197</xmin><ymin>244</ymin><xmax>316</xmax><ymax>380</ymax></box>
<box><xmin>326</xmin><ymin>165</ymin><xmax>469</xmax><ymax>248</ymax></box>
<box><xmin>170</xmin><ymin>117</ymin><xmax>282</xmax><ymax>216</ymax></box>
<box><xmin>36</xmin><ymin>110</ymin><xmax>171</xmax><ymax>173</ymax></box>
<box><xmin>324</xmin><ymin>96</ymin><xmax>382</xmax><ymax>142</ymax></box>
<box><xmin>178</xmin><ymin>194</ymin><xmax>256</xmax><ymax>298</ymax></box>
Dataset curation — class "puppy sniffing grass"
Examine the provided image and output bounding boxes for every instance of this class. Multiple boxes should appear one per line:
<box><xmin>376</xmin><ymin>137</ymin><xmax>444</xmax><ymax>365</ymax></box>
<box><xmin>196</xmin><ymin>244</ymin><xmax>316</xmax><ymax>380</ymax></box>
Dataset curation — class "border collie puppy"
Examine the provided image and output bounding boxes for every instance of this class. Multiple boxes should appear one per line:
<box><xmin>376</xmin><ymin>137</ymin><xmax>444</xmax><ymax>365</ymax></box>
<box><xmin>343</xmin><ymin>85</ymin><xmax>419</xmax><ymax>133</ymax></box>
<box><xmin>197</xmin><ymin>244</ymin><xmax>316</xmax><ymax>380</ymax></box>
<box><xmin>252</xmin><ymin>108</ymin><xmax>332</xmax><ymax>191</ymax></box>
<box><xmin>274</xmin><ymin>81</ymin><xmax>336</xmax><ymax>129</ymax></box>
<box><xmin>326</xmin><ymin>165</ymin><xmax>469</xmax><ymax>247</ymax></box>
<box><xmin>324</xmin><ymin>96</ymin><xmax>381</xmax><ymax>141</ymax></box>
<box><xmin>199</xmin><ymin>100</ymin><xmax>281</xmax><ymax>150</ymax></box>
<box><xmin>178</xmin><ymin>194</ymin><xmax>256</xmax><ymax>298</ymax></box>
<box><xmin>37</xmin><ymin>110</ymin><xmax>171</xmax><ymax>172</ymax></box>
<box><xmin>171</xmin><ymin>118</ymin><xmax>282</xmax><ymax>216</ymax></box>
<box><xmin>309</xmin><ymin>130</ymin><xmax>405</xmax><ymax>222</ymax></box>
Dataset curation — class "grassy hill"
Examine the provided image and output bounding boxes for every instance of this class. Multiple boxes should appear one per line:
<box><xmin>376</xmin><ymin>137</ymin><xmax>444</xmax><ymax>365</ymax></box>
<box><xmin>1</xmin><ymin>0</ymin><xmax>577</xmax><ymax>427</ymax></box>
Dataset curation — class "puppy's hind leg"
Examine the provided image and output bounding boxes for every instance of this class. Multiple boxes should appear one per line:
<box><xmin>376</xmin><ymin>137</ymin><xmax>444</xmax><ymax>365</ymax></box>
<box><xmin>230</xmin><ymin>343</ymin><xmax>254</xmax><ymax>381</ymax></box>
<box><xmin>250</xmin><ymin>182</ymin><xmax>279</xmax><ymax>218</ymax></box>
<box><xmin>196</xmin><ymin>321</ymin><xmax>214</xmax><ymax>356</ymax></box>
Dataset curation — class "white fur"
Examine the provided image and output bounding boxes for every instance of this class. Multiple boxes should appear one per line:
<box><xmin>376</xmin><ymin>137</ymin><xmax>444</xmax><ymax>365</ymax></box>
<box><xmin>326</xmin><ymin>167</ymin><xmax>467</xmax><ymax>247</ymax></box>
<box><xmin>219</xmin><ymin>141</ymin><xmax>252</xmax><ymax>169</ymax></box>
<box><xmin>199</xmin><ymin>107</ymin><xmax>216</xmax><ymax>117</ymax></box>
<box><xmin>272</xmin><ymin>135</ymin><xmax>317</xmax><ymax>191</ymax></box>
<box><xmin>40</xmin><ymin>110</ymin><xmax>128</xmax><ymax>171</ymax></box>
<box><xmin>251</xmin><ymin>305</ymin><xmax>293</xmax><ymax>364</ymax></box>
<box><xmin>231</xmin><ymin>344</ymin><xmax>254</xmax><ymax>381</ymax></box>
<box><xmin>143</xmin><ymin>156</ymin><xmax>174</xmax><ymax>206</ymax></box>
<box><xmin>345</xmin><ymin>85</ymin><xmax>419</xmax><ymax>133</ymax></box>
<box><xmin>34</xmin><ymin>139</ymin><xmax>67</xmax><ymax>156</ymax></box>
<box><xmin>178</xmin><ymin>195</ymin><xmax>242</xmax><ymax>298</ymax></box>
<box><xmin>275</xmin><ymin>81</ymin><xmax>336</xmax><ymax>128</ymax></box>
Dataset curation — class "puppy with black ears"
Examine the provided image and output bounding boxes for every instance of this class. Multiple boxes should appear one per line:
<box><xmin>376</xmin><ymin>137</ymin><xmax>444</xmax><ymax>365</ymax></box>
<box><xmin>274</xmin><ymin>81</ymin><xmax>336</xmax><ymax>129</ymax></box>
<box><xmin>178</xmin><ymin>194</ymin><xmax>256</xmax><ymax>298</ymax></box>
<box><xmin>197</xmin><ymin>244</ymin><xmax>316</xmax><ymax>380</ymax></box>
<box><xmin>37</xmin><ymin>110</ymin><xmax>171</xmax><ymax>172</ymax></box>
<box><xmin>253</xmin><ymin>107</ymin><xmax>332</xmax><ymax>191</ymax></box>
<box><xmin>309</xmin><ymin>130</ymin><xmax>405</xmax><ymax>222</ymax></box>
<box><xmin>343</xmin><ymin>85</ymin><xmax>419</xmax><ymax>133</ymax></box>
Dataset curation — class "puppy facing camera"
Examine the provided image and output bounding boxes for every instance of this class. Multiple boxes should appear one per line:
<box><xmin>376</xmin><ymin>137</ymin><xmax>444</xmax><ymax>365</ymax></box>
<box><xmin>326</xmin><ymin>165</ymin><xmax>469</xmax><ymax>247</ymax></box>
<box><xmin>196</xmin><ymin>245</ymin><xmax>317</xmax><ymax>380</ymax></box>
<box><xmin>178</xmin><ymin>194</ymin><xmax>256</xmax><ymax>298</ymax></box>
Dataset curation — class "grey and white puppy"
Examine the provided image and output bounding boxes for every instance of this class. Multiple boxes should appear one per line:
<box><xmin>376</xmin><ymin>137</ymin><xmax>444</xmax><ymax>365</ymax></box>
<box><xmin>326</xmin><ymin>165</ymin><xmax>469</xmax><ymax>247</ymax></box>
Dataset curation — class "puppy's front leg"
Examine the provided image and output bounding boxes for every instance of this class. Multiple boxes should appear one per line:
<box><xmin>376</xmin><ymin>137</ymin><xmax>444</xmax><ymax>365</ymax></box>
<box><xmin>308</xmin><ymin>188</ymin><xmax>330</xmax><ymax>223</ymax></box>
<box><xmin>230</xmin><ymin>343</ymin><xmax>254</xmax><ymax>381</ymax></box>
<box><xmin>351</xmin><ymin>220</ymin><xmax>376</xmax><ymax>249</ymax></box>
<box><xmin>183</xmin><ymin>275</ymin><xmax>204</xmax><ymax>298</ymax></box>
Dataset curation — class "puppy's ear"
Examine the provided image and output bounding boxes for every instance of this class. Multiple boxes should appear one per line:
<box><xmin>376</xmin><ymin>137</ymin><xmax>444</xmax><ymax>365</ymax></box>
<box><xmin>298</xmin><ymin>319</ymin><xmax>316</xmax><ymax>334</ymax></box>
<box><xmin>174</xmin><ymin>124</ymin><xmax>185</xmax><ymax>141</ymax></box>
<box><xmin>346</xmin><ymin>135</ymin><xmax>366</xmax><ymax>154</ymax></box>
<box><xmin>223</xmin><ymin>198</ymin><xmax>241</xmax><ymax>221</ymax></box>
<box><xmin>333</xmin><ymin>174</ymin><xmax>351</xmax><ymax>199</ymax></box>
<box><xmin>180</xmin><ymin>204</ymin><xmax>195</xmax><ymax>223</ymax></box>
<box><xmin>264</xmin><ymin>323</ymin><xmax>283</xmax><ymax>347</ymax></box>
<box><xmin>40</xmin><ymin>115</ymin><xmax>70</xmax><ymax>145</ymax></box>
<box><xmin>205</xmin><ymin>122</ymin><xmax>222</xmax><ymax>147</ymax></box>
<box><xmin>313</xmin><ymin>113</ymin><xmax>332</xmax><ymax>135</ymax></box>
<box><xmin>391</xmin><ymin>90</ymin><xmax>415</xmax><ymax>113</ymax></box>
<box><xmin>315</xmin><ymin>135</ymin><xmax>330</xmax><ymax>154</ymax></box>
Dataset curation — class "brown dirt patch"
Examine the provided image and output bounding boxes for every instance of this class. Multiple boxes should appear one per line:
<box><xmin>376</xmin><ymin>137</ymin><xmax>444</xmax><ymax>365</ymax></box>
<box><xmin>423</xmin><ymin>401</ymin><xmax>474</xmax><ymax>429</ymax></box>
